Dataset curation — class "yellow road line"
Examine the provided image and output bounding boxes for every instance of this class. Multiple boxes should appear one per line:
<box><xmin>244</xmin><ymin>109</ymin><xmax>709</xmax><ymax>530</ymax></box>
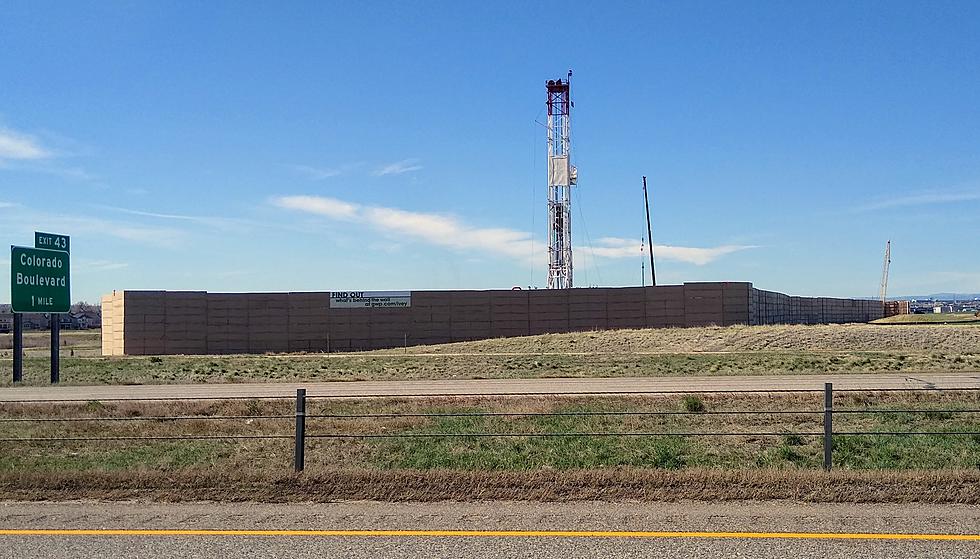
<box><xmin>0</xmin><ymin>529</ymin><xmax>977</xmax><ymax>541</ymax></box>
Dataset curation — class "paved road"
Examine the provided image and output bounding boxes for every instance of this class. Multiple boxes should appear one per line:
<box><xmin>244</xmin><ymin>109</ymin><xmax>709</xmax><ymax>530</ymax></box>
<box><xmin>0</xmin><ymin>501</ymin><xmax>977</xmax><ymax>558</ymax></box>
<box><xmin>1</xmin><ymin>372</ymin><xmax>979</xmax><ymax>401</ymax></box>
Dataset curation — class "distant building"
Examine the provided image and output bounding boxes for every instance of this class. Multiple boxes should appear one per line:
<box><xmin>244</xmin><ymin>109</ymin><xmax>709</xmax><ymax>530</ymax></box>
<box><xmin>68</xmin><ymin>310</ymin><xmax>101</xmax><ymax>329</ymax></box>
<box><xmin>0</xmin><ymin>303</ymin><xmax>99</xmax><ymax>331</ymax></box>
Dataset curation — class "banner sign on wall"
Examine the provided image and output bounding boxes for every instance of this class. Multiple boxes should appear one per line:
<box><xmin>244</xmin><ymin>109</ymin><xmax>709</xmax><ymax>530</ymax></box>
<box><xmin>330</xmin><ymin>291</ymin><xmax>411</xmax><ymax>309</ymax></box>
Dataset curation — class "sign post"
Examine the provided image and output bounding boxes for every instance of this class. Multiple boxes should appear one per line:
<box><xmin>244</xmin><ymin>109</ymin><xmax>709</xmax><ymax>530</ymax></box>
<box><xmin>34</xmin><ymin>234</ymin><xmax>70</xmax><ymax>385</ymax></box>
<box><xmin>12</xmin><ymin>314</ymin><xmax>22</xmax><ymax>383</ymax></box>
<box><xmin>11</xmin><ymin>236</ymin><xmax>71</xmax><ymax>384</ymax></box>
<box><xmin>50</xmin><ymin>314</ymin><xmax>60</xmax><ymax>384</ymax></box>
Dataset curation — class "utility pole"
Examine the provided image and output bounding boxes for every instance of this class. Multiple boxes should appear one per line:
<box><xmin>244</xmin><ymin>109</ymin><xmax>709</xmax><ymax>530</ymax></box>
<box><xmin>643</xmin><ymin>176</ymin><xmax>656</xmax><ymax>286</ymax></box>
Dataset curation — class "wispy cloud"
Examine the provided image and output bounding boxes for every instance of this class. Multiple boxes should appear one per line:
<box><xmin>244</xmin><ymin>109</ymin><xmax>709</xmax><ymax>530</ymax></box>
<box><xmin>27</xmin><ymin>215</ymin><xmax>187</xmax><ymax>249</ymax></box>
<box><xmin>93</xmin><ymin>204</ymin><xmax>259</xmax><ymax>232</ymax></box>
<box><xmin>288</xmin><ymin>164</ymin><xmax>344</xmax><ymax>180</ymax></box>
<box><xmin>62</xmin><ymin>217</ymin><xmax>187</xmax><ymax>248</ymax></box>
<box><xmin>860</xmin><ymin>188</ymin><xmax>980</xmax><ymax>211</ymax></box>
<box><xmin>0</xmin><ymin>127</ymin><xmax>51</xmax><ymax>161</ymax></box>
<box><xmin>76</xmin><ymin>259</ymin><xmax>130</xmax><ymax>272</ymax></box>
<box><xmin>272</xmin><ymin>195</ymin><xmax>532</xmax><ymax>260</ymax></box>
<box><xmin>0</xmin><ymin>126</ymin><xmax>100</xmax><ymax>184</ymax></box>
<box><xmin>591</xmin><ymin>237</ymin><xmax>756</xmax><ymax>265</ymax></box>
<box><xmin>0</xmin><ymin>201</ymin><xmax>16</xmax><ymax>209</ymax></box>
<box><xmin>271</xmin><ymin>195</ymin><xmax>751</xmax><ymax>267</ymax></box>
<box><xmin>0</xmin><ymin>128</ymin><xmax>52</xmax><ymax>160</ymax></box>
<box><xmin>374</xmin><ymin>158</ymin><xmax>423</xmax><ymax>176</ymax></box>
<box><xmin>36</xmin><ymin>166</ymin><xmax>97</xmax><ymax>181</ymax></box>
<box><xmin>273</xmin><ymin>195</ymin><xmax>359</xmax><ymax>220</ymax></box>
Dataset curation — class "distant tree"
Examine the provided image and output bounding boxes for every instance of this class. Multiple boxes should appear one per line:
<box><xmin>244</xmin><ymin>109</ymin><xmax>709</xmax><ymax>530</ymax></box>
<box><xmin>71</xmin><ymin>301</ymin><xmax>100</xmax><ymax>314</ymax></box>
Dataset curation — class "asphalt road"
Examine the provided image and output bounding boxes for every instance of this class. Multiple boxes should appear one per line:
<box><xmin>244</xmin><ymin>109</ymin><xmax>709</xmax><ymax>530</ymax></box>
<box><xmin>0</xmin><ymin>501</ymin><xmax>977</xmax><ymax>558</ymax></box>
<box><xmin>1</xmin><ymin>372</ymin><xmax>979</xmax><ymax>401</ymax></box>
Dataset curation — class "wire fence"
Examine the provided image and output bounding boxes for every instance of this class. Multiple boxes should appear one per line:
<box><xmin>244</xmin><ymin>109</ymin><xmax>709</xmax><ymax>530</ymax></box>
<box><xmin>2</xmin><ymin>383</ymin><xmax>979</xmax><ymax>472</ymax></box>
<box><xmin>4</xmin><ymin>385</ymin><xmax>980</xmax><ymax>404</ymax></box>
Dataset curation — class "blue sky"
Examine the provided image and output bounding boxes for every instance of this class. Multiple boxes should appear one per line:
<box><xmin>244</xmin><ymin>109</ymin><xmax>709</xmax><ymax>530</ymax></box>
<box><xmin>2</xmin><ymin>1</ymin><xmax>978</xmax><ymax>303</ymax></box>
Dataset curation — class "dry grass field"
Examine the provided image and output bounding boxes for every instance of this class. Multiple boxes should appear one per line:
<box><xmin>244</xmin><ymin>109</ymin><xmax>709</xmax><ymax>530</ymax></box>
<box><xmin>1</xmin><ymin>323</ymin><xmax>979</xmax><ymax>386</ymax></box>
<box><xmin>1</xmin><ymin>390</ymin><xmax>979</xmax><ymax>502</ymax></box>
<box><xmin>872</xmin><ymin>312</ymin><xmax>980</xmax><ymax>325</ymax></box>
<box><xmin>2</xmin><ymin>325</ymin><xmax>979</xmax><ymax>502</ymax></box>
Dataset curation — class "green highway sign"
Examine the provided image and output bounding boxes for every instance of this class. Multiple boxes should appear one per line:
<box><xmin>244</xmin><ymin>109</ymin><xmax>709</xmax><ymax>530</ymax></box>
<box><xmin>10</xmin><ymin>245</ymin><xmax>71</xmax><ymax>313</ymax></box>
<box><xmin>35</xmin><ymin>231</ymin><xmax>70</xmax><ymax>252</ymax></box>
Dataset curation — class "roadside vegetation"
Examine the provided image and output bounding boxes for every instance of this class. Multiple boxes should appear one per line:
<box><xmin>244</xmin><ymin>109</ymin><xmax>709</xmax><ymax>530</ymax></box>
<box><xmin>872</xmin><ymin>312</ymin><xmax>980</xmax><ymax>325</ymax></box>
<box><xmin>1</xmin><ymin>324</ymin><xmax>979</xmax><ymax>386</ymax></box>
<box><xmin>1</xmin><ymin>391</ymin><xmax>978</xmax><ymax>502</ymax></box>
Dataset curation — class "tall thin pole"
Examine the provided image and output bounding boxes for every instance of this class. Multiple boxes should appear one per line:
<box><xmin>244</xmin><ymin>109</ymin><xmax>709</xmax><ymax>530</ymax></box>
<box><xmin>823</xmin><ymin>382</ymin><xmax>833</xmax><ymax>471</ymax></box>
<box><xmin>50</xmin><ymin>314</ymin><xmax>60</xmax><ymax>384</ymax></box>
<box><xmin>642</xmin><ymin>176</ymin><xmax>656</xmax><ymax>286</ymax></box>
<box><xmin>294</xmin><ymin>388</ymin><xmax>306</xmax><ymax>472</ymax></box>
<box><xmin>12</xmin><ymin>313</ymin><xmax>23</xmax><ymax>383</ymax></box>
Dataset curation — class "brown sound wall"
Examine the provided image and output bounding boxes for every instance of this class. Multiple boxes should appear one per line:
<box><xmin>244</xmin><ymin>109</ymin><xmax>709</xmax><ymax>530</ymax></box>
<box><xmin>101</xmin><ymin>282</ymin><xmax>885</xmax><ymax>356</ymax></box>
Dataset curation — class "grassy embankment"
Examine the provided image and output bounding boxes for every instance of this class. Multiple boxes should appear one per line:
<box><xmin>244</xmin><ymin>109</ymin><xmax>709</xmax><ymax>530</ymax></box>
<box><xmin>1</xmin><ymin>390</ymin><xmax>979</xmax><ymax>502</ymax></box>
<box><xmin>872</xmin><ymin>312</ymin><xmax>980</xmax><ymax>325</ymax></box>
<box><xmin>1</xmin><ymin>323</ymin><xmax>980</xmax><ymax>386</ymax></box>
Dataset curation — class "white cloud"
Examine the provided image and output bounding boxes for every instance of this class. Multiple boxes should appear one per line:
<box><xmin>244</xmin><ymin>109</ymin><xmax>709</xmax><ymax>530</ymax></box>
<box><xmin>0</xmin><ymin>201</ymin><xmax>16</xmax><ymax>209</ymax></box>
<box><xmin>35</xmin><ymin>166</ymin><xmax>96</xmax><ymax>181</ymax></box>
<box><xmin>374</xmin><ymin>158</ymin><xmax>423</xmax><ymax>176</ymax></box>
<box><xmin>271</xmin><ymin>195</ymin><xmax>533</xmax><ymax>260</ymax></box>
<box><xmin>271</xmin><ymin>195</ymin><xmax>750</xmax><ymax>266</ymax></box>
<box><xmin>67</xmin><ymin>218</ymin><xmax>187</xmax><ymax>248</ymax></box>
<box><xmin>93</xmin><ymin>204</ymin><xmax>272</xmax><ymax>233</ymax></box>
<box><xmin>76</xmin><ymin>259</ymin><xmax>129</xmax><ymax>272</ymax></box>
<box><xmin>289</xmin><ymin>164</ymin><xmax>344</xmax><ymax>180</ymax></box>
<box><xmin>861</xmin><ymin>188</ymin><xmax>980</xmax><ymax>210</ymax></box>
<box><xmin>0</xmin><ymin>127</ymin><xmax>50</xmax><ymax>160</ymax></box>
<box><xmin>273</xmin><ymin>195</ymin><xmax>360</xmax><ymax>220</ymax></box>
<box><xmin>2</xmin><ymin>204</ymin><xmax>188</xmax><ymax>249</ymax></box>
<box><xmin>591</xmin><ymin>237</ymin><xmax>755</xmax><ymax>265</ymax></box>
<box><xmin>363</xmin><ymin>206</ymin><xmax>532</xmax><ymax>259</ymax></box>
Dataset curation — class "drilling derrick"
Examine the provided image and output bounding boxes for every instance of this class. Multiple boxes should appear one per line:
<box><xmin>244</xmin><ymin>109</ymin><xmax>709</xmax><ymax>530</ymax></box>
<box><xmin>879</xmin><ymin>240</ymin><xmax>891</xmax><ymax>304</ymax></box>
<box><xmin>546</xmin><ymin>71</ymin><xmax>576</xmax><ymax>289</ymax></box>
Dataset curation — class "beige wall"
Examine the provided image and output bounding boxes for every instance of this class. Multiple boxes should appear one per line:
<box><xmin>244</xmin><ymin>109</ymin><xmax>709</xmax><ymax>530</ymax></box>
<box><xmin>101</xmin><ymin>282</ymin><xmax>885</xmax><ymax>356</ymax></box>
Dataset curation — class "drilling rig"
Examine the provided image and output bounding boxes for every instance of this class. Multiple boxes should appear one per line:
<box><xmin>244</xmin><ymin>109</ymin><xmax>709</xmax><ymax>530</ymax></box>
<box><xmin>546</xmin><ymin>71</ymin><xmax>577</xmax><ymax>289</ymax></box>
<box><xmin>879</xmin><ymin>240</ymin><xmax>891</xmax><ymax>304</ymax></box>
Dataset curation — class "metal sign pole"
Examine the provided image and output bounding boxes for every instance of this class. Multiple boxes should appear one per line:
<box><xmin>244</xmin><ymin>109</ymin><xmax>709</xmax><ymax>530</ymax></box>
<box><xmin>12</xmin><ymin>313</ymin><xmax>23</xmax><ymax>383</ymax></box>
<box><xmin>50</xmin><ymin>314</ymin><xmax>60</xmax><ymax>384</ymax></box>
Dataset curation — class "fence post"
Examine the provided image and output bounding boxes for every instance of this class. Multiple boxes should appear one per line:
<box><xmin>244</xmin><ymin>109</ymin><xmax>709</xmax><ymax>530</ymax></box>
<box><xmin>823</xmin><ymin>382</ymin><xmax>833</xmax><ymax>472</ymax></box>
<box><xmin>294</xmin><ymin>388</ymin><xmax>306</xmax><ymax>473</ymax></box>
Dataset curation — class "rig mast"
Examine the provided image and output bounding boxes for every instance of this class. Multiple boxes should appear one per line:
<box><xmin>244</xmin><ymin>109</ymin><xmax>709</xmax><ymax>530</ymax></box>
<box><xmin>546</xmin><ymin>71</ymin><xmax>576</xmax><ymax>289</ymax></box>
<box><xmin>879</xmin><ymin>240</ymin><xmax>891</xmax><ymax>303</ymax></box>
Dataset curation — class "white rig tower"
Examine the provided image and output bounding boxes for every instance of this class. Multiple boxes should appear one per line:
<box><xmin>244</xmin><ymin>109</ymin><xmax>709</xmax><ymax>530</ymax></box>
<box><xmin>546</xmin><ymin>71</ymin><xmax>577</xmax><ymax>289</ymax></box>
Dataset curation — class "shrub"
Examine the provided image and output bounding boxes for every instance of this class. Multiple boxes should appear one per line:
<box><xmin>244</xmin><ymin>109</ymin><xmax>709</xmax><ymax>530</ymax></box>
<box><xmin>682</xmin><ymin>395</ymin><xmax>706</xmax><ymax>413</ymax></box>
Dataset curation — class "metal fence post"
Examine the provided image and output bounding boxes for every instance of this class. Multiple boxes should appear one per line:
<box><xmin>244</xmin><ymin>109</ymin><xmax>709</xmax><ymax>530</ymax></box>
<box><xmin>294</xmin><ymin>388</ymin><xmax>306</xmax><ymax>473</ymax></box>
<box><xmin>823</xmin><ymin>382</ymin><xmax>833</xmax><ymax>472</ymax></box>
<box><xmin>12</xmin><ymin>314</ymin><xmax>23</xmax><ymax>383</ymax></box>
